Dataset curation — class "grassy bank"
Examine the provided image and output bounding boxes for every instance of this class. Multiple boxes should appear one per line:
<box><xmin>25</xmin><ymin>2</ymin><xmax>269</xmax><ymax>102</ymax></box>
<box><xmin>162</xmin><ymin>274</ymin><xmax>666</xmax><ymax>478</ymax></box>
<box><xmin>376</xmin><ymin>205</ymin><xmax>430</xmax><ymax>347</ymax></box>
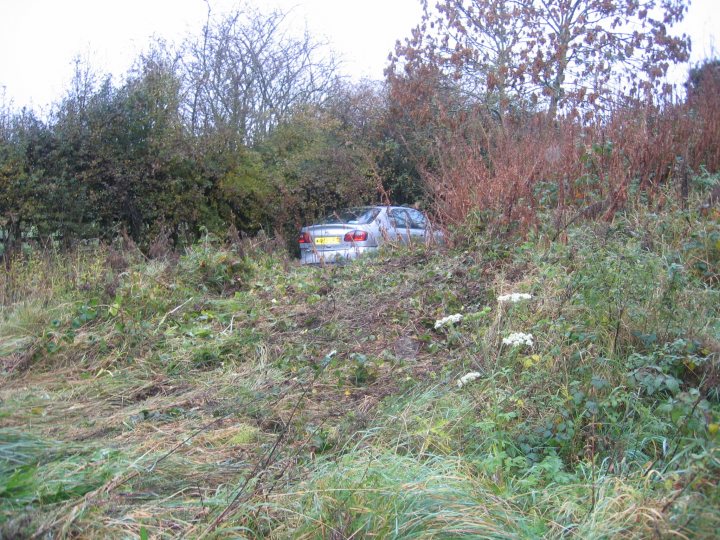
<box><xmin>1</xmin><ymin>194</ymin><xmax>719</xmax><ymax>538</ymax></box>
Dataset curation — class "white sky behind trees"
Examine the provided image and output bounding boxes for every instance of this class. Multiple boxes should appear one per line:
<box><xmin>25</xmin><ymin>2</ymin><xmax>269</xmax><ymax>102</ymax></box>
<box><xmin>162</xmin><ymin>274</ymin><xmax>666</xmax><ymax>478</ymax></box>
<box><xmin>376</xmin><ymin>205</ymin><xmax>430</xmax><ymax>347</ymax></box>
<box><xmin>0</xmin><ymin>0</ymin><xmax>717</xmax><ymax>113</ymax></box>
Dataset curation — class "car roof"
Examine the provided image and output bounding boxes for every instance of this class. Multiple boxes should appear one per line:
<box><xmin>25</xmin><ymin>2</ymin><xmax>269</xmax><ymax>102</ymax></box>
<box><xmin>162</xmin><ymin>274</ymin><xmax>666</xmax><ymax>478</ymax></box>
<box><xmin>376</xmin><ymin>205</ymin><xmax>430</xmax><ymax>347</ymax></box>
<box><xmin>323</xmin><ymin>205</ymin><xmax>422</xmax><ymax>214</ymax></box>
<box><xmin>357</xmin><ymin>205</ymin><xmax>419</xmax><ymax>210</ymax></box>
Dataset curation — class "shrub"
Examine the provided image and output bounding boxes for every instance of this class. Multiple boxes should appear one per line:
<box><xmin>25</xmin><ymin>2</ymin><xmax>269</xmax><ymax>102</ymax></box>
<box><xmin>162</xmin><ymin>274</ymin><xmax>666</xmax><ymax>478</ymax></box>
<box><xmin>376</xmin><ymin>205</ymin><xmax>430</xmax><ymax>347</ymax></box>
<box><xmin>176</xmin><ymin>235</ymin><xmax>253</xmax><ymax>295</ymax></box>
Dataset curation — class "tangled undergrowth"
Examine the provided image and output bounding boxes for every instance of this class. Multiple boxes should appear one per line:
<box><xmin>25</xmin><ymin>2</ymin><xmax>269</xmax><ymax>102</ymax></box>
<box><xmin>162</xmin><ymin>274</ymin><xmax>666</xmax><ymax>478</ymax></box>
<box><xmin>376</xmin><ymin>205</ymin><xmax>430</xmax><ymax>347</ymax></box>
<box><xmin>1</xmin><ymin>191</ymin><xmax>719</xmax><ymax>539</ymax></box>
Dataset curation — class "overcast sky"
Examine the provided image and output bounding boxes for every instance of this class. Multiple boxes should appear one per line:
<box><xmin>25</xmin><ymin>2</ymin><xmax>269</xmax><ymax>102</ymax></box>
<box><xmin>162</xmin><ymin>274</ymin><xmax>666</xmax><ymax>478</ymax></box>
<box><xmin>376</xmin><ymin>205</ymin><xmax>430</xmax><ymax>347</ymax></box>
<box><xmin>0</xmin><ymin>0</ymin><xmax>717</xmax><ymax>112</ymax></box>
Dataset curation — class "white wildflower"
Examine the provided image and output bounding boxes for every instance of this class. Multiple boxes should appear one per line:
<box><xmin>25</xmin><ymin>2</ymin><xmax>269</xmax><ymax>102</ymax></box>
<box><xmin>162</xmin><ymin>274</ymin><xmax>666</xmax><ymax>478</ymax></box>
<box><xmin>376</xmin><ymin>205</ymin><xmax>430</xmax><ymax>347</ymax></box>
<box><xmin>498</xmin><ymin>292</ymin><xmax>533</xmax><ymax>304</ymax></box>
<box><xmin>502</xmin><ymin>332</ymin><xmax>534</xmax><ymax>347</ymax></box>
<box><xmin>434</xmin><ymin>313</ymin><xmax>463</xmax><ymax>330</ymax></box>
<box><xmin>457</xmin><ymin>371</ymin><xmax>482</xmax><ymax>388</ymax></box>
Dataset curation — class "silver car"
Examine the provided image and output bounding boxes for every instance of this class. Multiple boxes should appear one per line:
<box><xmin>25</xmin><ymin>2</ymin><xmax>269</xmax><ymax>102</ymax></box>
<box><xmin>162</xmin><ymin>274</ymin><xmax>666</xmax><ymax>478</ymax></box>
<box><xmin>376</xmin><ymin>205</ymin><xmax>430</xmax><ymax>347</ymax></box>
<box><xmin>299</xmin><ymin>206</ymin><xmax>441</xmax><ymax>265</ymax></box>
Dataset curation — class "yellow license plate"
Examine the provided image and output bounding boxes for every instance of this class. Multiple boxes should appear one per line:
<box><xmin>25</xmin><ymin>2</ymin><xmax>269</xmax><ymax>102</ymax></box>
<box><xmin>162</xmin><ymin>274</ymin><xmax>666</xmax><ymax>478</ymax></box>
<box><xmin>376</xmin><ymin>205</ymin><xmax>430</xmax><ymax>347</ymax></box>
<box><xmin>314</xmin><ymin>236</ymin><xmax>341</xmax><ymax>245</ymax></box>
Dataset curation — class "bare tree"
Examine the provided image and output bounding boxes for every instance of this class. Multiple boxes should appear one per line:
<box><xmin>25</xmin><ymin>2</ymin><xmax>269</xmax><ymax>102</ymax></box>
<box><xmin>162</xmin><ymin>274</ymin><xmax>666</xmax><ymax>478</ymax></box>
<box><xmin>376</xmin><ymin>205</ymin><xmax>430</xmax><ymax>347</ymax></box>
<box><xmin>181</xmin><ymin>4</ymin><xmax>340</xmax><ymax>146</ymax></box>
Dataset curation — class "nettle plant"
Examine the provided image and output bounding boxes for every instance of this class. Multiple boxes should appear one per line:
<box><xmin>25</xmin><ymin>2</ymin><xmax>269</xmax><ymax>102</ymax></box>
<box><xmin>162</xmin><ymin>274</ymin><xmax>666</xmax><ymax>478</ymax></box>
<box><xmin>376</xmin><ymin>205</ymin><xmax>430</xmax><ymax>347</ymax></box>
<box><xmin>682</xmin><ymin>221</ymin><xmax>720</xmax><ymax>285</ymax></box>
<box><xmin>44</xmin><ymin>301</ymin><xmax>100</xmax><ymax>355</ymax></box>
<box><xmin>626</xmin><ymin>338</ymin><xmax>709</xmax><ymax>397</ymax></box>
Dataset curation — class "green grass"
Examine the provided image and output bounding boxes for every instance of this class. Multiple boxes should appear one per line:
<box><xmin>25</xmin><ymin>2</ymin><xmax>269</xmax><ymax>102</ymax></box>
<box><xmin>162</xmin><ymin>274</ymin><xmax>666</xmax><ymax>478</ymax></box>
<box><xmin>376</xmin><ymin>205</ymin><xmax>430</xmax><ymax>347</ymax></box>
<box><xmin>1</xmin><ymin>198</ymin><xmax>719</xmax><ymax>538</ymax></box>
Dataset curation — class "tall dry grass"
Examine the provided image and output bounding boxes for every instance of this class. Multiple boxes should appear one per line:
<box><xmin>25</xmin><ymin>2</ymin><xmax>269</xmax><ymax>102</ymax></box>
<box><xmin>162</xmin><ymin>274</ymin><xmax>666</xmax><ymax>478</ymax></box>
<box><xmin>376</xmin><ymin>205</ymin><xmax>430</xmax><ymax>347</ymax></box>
<box><xmin>424</xmin><ymin>69</ymin><xmax>720</xmax><ymax>231</ymax></box>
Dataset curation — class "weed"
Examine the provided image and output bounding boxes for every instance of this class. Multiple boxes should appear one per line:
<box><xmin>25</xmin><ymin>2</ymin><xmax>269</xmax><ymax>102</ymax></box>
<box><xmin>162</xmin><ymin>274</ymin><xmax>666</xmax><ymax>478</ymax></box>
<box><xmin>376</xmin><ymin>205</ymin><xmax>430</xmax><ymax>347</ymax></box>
<box><xmin>1</xmin><ymin>201</ymin><xmax>719</xmax><ymax>537</ymax></box>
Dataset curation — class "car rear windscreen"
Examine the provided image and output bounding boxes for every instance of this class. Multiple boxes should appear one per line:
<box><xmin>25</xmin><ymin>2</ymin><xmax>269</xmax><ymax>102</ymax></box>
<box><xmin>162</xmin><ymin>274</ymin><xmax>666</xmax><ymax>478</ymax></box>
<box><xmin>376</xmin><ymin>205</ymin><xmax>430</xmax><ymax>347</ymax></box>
<box><xmin>320</xmin><ymin>208</ymin><xmax>380</xmax><ymax>225</ymax></box>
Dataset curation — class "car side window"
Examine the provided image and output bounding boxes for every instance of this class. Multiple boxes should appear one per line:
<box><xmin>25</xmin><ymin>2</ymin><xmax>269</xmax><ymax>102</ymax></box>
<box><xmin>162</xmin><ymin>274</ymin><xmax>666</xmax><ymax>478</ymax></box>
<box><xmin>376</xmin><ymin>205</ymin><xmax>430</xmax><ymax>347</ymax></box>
<box><xmin>390</xmin><ymin>208</ymin><xmax>410</xmax><ymax>228</ymax></box>
<box><xmin>407</xmin><ymin>209</ymin><xmax>427</xmax><ymax>229</ymax></box>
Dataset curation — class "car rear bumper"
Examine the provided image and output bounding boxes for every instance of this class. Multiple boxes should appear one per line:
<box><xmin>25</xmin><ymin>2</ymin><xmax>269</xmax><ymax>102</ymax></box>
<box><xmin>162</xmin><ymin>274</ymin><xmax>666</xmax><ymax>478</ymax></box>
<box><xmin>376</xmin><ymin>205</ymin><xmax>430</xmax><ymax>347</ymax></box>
<box><xmin>300</xmin><ymin>246</ymin><xmax>377</xmax><ymax>265</ymax></box>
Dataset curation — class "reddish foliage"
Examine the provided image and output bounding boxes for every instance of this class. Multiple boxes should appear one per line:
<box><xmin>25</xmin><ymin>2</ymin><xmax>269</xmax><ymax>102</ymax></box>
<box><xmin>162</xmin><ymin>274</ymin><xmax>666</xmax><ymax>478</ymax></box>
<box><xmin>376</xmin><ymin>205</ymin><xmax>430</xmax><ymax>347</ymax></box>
<box><xmin>418</xmin><ymin>78</ymin><xmax>720</xmax><ymax>230</ymax></box>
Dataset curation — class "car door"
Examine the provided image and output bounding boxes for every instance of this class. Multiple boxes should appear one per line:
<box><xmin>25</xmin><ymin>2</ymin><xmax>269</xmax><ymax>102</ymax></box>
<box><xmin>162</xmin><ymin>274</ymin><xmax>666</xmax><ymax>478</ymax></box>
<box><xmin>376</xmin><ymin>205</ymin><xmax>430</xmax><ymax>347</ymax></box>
<box><xmin>388</xmin><ymin>208</ymin><xmax>412</xmax><ymax>243</ymax></box>
<box><xmin>389</xmin><ymin>208</ymin><xmax>429</xmax><ymax>243</ymax></box>
<box><xmin>406</xmin><ymin>209</ymin><xmax>429</xmax><ymax>242</ymax></box>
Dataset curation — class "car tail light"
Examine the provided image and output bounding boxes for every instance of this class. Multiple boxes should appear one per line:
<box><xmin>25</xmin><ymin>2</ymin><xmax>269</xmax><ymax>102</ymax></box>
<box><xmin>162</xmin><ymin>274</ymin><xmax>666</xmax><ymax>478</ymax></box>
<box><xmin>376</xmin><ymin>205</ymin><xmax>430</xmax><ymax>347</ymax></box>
<box><xmin>344</xmin><ymin>230</ymin><xmax>368</xmax><ymax>242</ymax></box>
<box><xmin>299</xmin><ymin>232</ymin><xmax>311</xmax><ymax>243</ymax></box>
